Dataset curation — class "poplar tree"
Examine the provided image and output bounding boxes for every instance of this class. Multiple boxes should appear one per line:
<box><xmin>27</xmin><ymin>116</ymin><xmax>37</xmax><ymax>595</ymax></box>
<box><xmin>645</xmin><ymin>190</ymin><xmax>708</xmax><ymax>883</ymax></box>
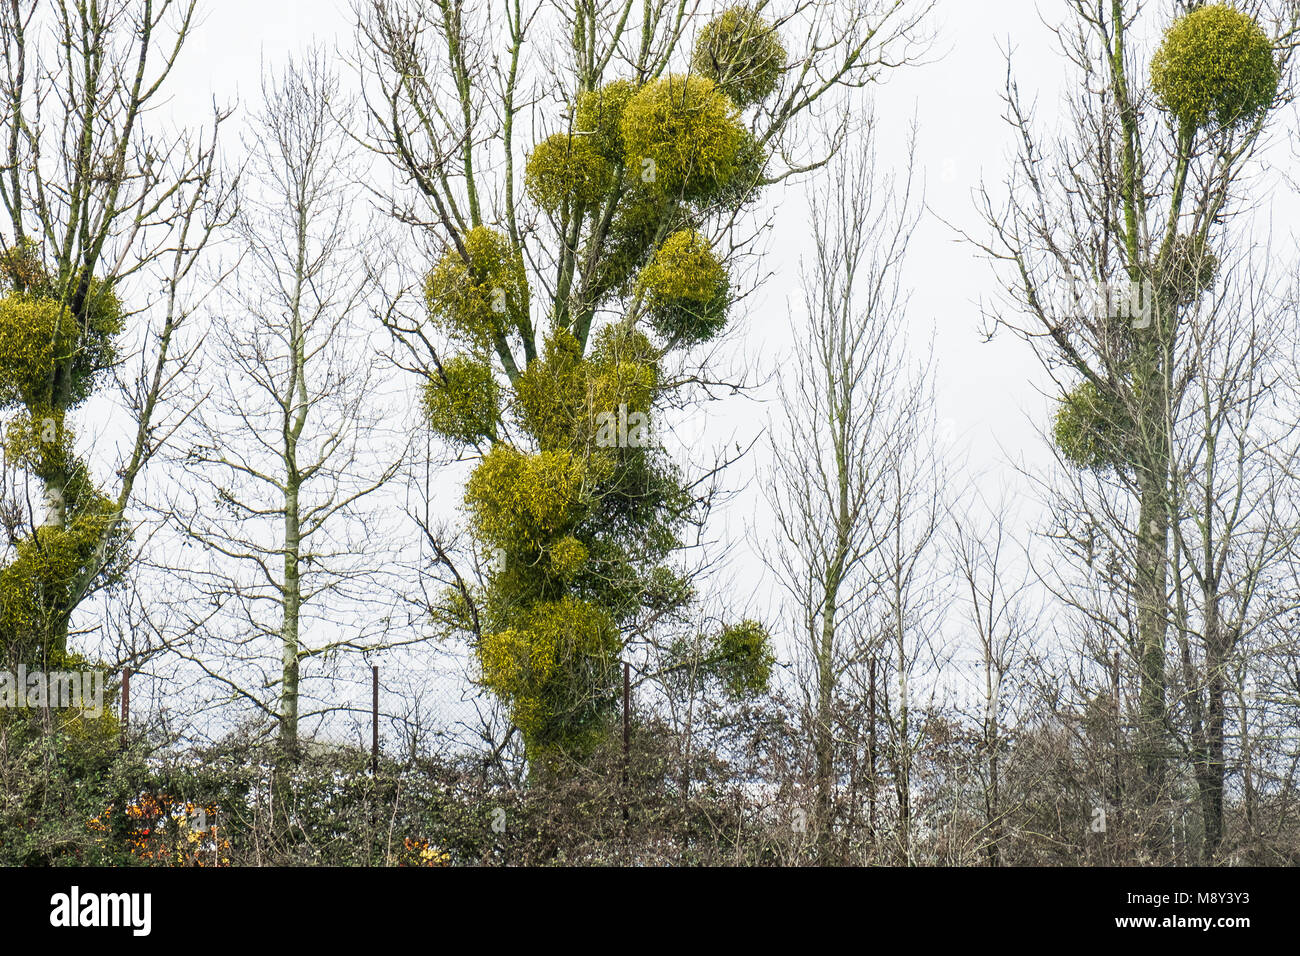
<box><xmin>354</xmin><ymin>0</ymin><xmax>933</xmax><ymax>761</ymax></box>
<box><xmin>0</xmin><ymin>1</ymin><xmax>226</xmax><ymax>675</ymax></box>
<box><xmin>977</xmin><ymin>0</ymin><xmax>1293</xmax><ymax>847</ymax></box>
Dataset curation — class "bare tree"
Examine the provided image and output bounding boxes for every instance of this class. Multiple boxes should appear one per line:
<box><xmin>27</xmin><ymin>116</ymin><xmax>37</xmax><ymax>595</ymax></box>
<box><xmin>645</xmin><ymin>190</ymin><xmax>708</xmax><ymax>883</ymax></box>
<box><xmin>156</xmin><ymin>53</ymin><xmax>403</xmax><ymax>759</ymax></box>
<box><xmin>1163</xmin><ymin>238</ymin><xmax>1300</xmax><ymax>860</ymax></box>
<box><xmin>766</xmin><ymin>120</ymin><xmax>944</xmax><ymax>862</ymax></box>
<box><xmin>949</xmin><ymin>495</ymin><xmax>1040</xmax><ymax>865</ymax></box>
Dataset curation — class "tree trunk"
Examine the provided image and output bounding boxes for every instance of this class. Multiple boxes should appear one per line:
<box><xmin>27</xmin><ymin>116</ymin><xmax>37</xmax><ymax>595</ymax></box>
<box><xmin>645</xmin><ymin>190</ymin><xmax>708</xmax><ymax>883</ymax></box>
<box><xmin>868</xmin><ymin>656</ymin><xmax>877</xmax><ymax>849</ymax></box>
<box><xmin>1133</xmin><ymin>323</ymin><xmax>1171</xmax><ymax>841</ymax></box>
<box><xmin>280</xmin><ymin>485</ymin><xmax>301</xmax><ymax>753</ymax></box>
<box><xmin>1197</xmin><ymin>601</ymin><xmax>1226</xmax><ymax>861</ymax></box>
<box><xmin>815</xmin><ymin>582</ymin><xmax>837</xmax><ymax>858</ymax></box>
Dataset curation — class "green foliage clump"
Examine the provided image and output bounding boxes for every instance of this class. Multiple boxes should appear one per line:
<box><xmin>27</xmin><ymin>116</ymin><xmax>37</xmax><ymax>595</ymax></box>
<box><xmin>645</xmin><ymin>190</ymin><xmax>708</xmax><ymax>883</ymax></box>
<box><xmin>4</xmin><ymin>409</ymin><xmax>73</xmax><ymax>482</ymax></box>
<box><xmin>525</xmin><ymin>132</ymin><xmax>614</xmax><ymax>214</ymax></box>
<box><xmin>586</xmin><ymin>189</ymin><xmax>675</xmax><ymax>304</ymax></box>
<box><xmin>478</xmin><ymin>595</ymin><xmax>620</xmax><ymax>754</ymax></box>
<box><xmin>0</xmin><ymin>296</ymin><xmax>75</xmax><ymax>408</ymax></box>
<box><xmin>588</xmin><ymin>350</ymin><xmax>658</xmax><ymax>421</ymax></box>
<box><xmin>1053</xmin><ymin>379</ymin><xmax>1135</xmax><ymax>471</ymax></box>
<box><xmin>0</xmin><ymin>481</ymin><xmax>128</xmax><ymax>662</ymax></box>
<box><xmin>461</xmin><ymin>318</ymin><xmax>694</xmax><ymax>757</ymax></box>
<box><xmin>0</xmin><ymin>292</ymin><xmax>122</xmax><ymax>412</ymax></box>
<box><xmin>0</xmin><ymin>239</ymin><xmax>128</xmax><ymax>667</ymax></box>
<box><xmin>0</xmin><ymin>238</ymin><xmax>52</xmax><ymax>292</ymax></box>
<box><xmin>0</xmin><ymin>493</ymin><xmax>125</xmax><ymax>643</ymax></box>
<box><xmin>620</xmin><ymin>74</ymin><xmax>745</xmax><ymax>200</ymax></box>
<box><xmin>0</xmin><ymin>240</ymin><xmax>123</xmax><ymax>411</ymax></box>
<box><xmin>465</xmin><ymin>444</ymin><xmax>588</xmax><ymax>553</ymax></box>
<box><xmin>642</xmin><ymin>566</ymin><xmax>695</xmax><ymax>615</ymax></box>
<box><xmin>575</xmin><ymin>79</ymin><xmax>639</xmax><ymax>161</ymax></box>
<box><xmin>589</xmin><ymin>322</ymin><xmax>660</xmax><ymax>369</ymax></box>
<box><xmin>1151</xmin><ymin>4</ymin><xmax>1277</xmax><ymax>131</ymax></box>
<box><xmin>711</xmin><ymin>619</ymin><xmax>775</xmax><ymax>697</ymax></box>
<box><xmin>425</xmin><ymin>227</ymin><xmax>529</xmax><ymax>350</ymax></box>
<box><xmin>587</xmin><ymin>325</ymin><xmax>660</xmax><ymax>427</ymax></box>
<box><xmin>710</xmin><ymin>128</ymin><xmax>768</xmax><ymax>208</ymax></box>
<box><xmin>514</xmin><ymin>328</ymin><xmax>660</xmax><ymax>453</ymax></box>
<box><xmin>424</xmin><ymin>355</ymin><xmax>499</xmax><ymax>444</ymax></box>
<box><xmin>638</xmin><ymin>229</ymin><xmax>731</xmax><ymax>343</ymax></box>
<box><xmin>547</xmin><ymin>535</ymin><xmax>589</xmax><ymax>580</ymax></box>
<box><xmin>513</xmin><ymin>330</ymin><xmax>589</xmax><ymax>451</ymax></box>
<box><xmin>691</xmin><ymin>5</ymin><xmax>787</xmax><ymax>107</ymax></box>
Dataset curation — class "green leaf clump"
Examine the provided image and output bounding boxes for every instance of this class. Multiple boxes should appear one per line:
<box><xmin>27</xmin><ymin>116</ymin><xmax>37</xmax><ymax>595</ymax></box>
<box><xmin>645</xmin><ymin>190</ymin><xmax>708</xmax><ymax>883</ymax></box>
<box><xmin>575</xmin><ymin>79</ymin><xmax>640</xmax><ymax>161</ymax></box>
<box><xmin>465</xmin><ymin>444</ymin><xmax>588</xmax><ymax>553</ymax></box>
<box><xmin>0</xmin><ymin>240</ymin><xmax>123</xmax><ymax>411</ymax></box>
<box><xmin>712</xmin><ymin>619</ymin><xmax>775</xmax><ymax>698</ymax></box>
<box><xmin>525</xmin><ymin>132</ymin><xmax>615</xmax><ymax>214</ymax></box>
<box><xmin>424</xmin><ymin>355</ymin><xmax>500</xmax><ymax>445</ymax></box>
<box><xmin>425</xmin><ymin>227</ymin><xmax>529</xmax><ymax>351</ymax></box>
<box><xmin>1151</xmin><ymin>4</ymin><xmax>1277</xmax><ymax>131</ymax></box>
<box><xmin>1053</xmin><ymin>379</ymin><xmax>1136</xmax><ymax>472</ymax></box>
<box><xmin>638</xmin><ymin>229</ymin><xmax>731</xmax><ymax>344</ymax></box>
<box><xmin>620</xmin><ymin>74</ymin><xmax>745</xmax><ymax>201</ymax></box>
<box><xmin>478</xmin><ymin>595</ymin><xmax>620</xmax><ymax>756</ymax></box>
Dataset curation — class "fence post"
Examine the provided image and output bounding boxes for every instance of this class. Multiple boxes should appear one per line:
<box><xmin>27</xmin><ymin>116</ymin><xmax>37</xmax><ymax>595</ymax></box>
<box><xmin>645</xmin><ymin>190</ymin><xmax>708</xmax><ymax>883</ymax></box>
<box><xmin>119</xmin><ymin>667</ymin><xmax>130</xmax><ymax>749</ymax></box>
<box><xmin>371</xmin><ymin>665</ymin><xmax>379</xmax><ymax>775</ymax></box>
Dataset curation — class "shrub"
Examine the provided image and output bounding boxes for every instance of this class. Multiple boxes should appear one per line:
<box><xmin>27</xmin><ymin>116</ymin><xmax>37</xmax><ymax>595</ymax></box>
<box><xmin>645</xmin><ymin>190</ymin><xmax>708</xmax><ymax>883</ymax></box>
<box><xmin>0</xmin><ymin>493</ymin><xmax>126</xmax><ymax>642</ymax></box>
<box><xmin>513</xmin><ymin>330</ymin><xmax>589</xmax><ymax>451</ymax></box>
<box><xmin>709</xmin><ymin>127</ymin><xmax>769</xmax><ymax>207</ymax></box>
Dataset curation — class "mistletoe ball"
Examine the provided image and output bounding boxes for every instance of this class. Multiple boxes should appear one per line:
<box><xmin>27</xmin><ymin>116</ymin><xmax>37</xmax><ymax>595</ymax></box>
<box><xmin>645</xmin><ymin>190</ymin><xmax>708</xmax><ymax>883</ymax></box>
<box><xmin>1151</xmin><ymin>4</ymin><xmax>1277</xmax><ymax>131</ymax></box>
